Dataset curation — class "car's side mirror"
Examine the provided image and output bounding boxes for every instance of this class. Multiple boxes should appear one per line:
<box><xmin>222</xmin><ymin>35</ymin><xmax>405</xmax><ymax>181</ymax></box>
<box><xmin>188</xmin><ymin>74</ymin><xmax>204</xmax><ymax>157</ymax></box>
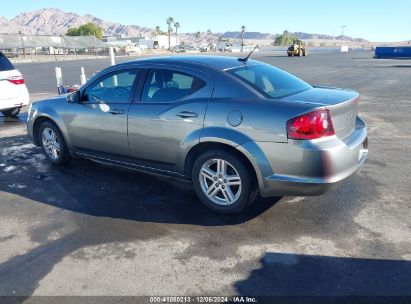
<box><xmin>67</xmin><ymin>91</ymin><xmax>81</xmax><ymax>103</ymax></box>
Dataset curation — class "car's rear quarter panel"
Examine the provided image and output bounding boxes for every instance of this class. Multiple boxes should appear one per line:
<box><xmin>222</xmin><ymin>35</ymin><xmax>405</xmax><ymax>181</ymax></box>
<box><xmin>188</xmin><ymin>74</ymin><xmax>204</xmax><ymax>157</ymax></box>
<box><xmin>202</xmin><ymin>98</ymin><xmax>320</xmax><ymax>144</ymax></box>
<box><xmin>202</xmin><ymin>87</ymin><xmax>367</xmax><ymax>197</ymax></box>
<box><xmin>201</xmin><ymin>97</ymin><xmax>327</xmax><ymax>193</ymax></box>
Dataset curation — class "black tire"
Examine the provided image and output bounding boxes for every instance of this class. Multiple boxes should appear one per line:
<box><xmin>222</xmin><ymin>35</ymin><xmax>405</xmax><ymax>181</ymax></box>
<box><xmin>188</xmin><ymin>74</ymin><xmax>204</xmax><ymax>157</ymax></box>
<box><xmin>192</xmin><ymin>149</ymin><xmax>256</xmax><ymax>214</ymax></box>
<box><xmin>287</xmin><ymin>53</ymin><xmax>292</xmax><ymax>57</ymax></box>
<box><xmin>2</xmin><ymin>107</ymin><xmax>20</xmax><ymax>117</ymax></box>
<box><xmin>38</xmin><ymin>120</ymin><xmax>71</xmax><ymax>165</ymax></box>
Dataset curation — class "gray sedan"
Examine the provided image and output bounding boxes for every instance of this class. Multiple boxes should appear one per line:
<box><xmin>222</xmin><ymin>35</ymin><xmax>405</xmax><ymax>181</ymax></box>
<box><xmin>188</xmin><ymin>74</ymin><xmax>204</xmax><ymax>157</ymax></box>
<box><xmin>27</xmin><ymin>56</ymin><xmax>368</xmax><ymax>213</ymax></box>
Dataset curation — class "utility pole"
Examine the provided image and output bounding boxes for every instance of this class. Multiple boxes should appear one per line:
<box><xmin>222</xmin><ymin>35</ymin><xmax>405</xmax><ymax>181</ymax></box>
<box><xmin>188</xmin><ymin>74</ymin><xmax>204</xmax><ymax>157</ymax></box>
<box><xmin>340</xmin><ymin>25</ymin><xmax>346</xmax><ymax>43</ymax></box>
<box><xmin>240</xmin><ymin>25</ymin><xmax>246</xmax><ymax>52</ymax></box>
<box><xmin>19</xmin><ymin>31</ymin><xmax>26</xmax><ymax>58</ymax></box>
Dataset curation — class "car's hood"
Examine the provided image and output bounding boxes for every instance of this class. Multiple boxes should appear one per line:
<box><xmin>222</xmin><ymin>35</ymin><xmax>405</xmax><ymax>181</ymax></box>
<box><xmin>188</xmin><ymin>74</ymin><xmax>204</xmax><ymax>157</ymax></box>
<box><xmin>282</xmin><ymin>86</ymin><xmax>359</xmax><ymax>106</ymax></box>
<box><xmin>33</xmin><ymin>94</ymin><xmax>67</xmax><ymax>105</ymax></box>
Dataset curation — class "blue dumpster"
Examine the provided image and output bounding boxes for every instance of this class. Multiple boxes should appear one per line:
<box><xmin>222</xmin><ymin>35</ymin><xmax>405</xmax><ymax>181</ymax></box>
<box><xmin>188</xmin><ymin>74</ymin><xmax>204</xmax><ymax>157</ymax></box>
<box><xmin>374</xmin><ymin>46</ymin><xmax>411</xmax><ymax>59</ymax></box>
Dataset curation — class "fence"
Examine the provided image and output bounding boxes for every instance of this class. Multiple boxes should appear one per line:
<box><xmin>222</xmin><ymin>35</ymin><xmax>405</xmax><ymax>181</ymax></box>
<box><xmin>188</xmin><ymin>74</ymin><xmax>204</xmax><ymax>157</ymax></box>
<box><xmin>0</xmin><ymin>34</ymin><xmax>108</xmax><ymax>58</ymax></box>
<box><xmin>0</xmin><ymin>34</ymin><xmax>107</xmax><ymax>49</ymax></box>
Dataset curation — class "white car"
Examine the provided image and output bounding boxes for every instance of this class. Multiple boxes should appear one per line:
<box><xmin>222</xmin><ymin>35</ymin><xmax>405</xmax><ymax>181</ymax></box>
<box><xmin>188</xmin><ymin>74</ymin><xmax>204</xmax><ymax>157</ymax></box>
<box><xmin>0</xmin><ymin>52</ymin><xmax>29</xmax><ymax>117</ymax></box>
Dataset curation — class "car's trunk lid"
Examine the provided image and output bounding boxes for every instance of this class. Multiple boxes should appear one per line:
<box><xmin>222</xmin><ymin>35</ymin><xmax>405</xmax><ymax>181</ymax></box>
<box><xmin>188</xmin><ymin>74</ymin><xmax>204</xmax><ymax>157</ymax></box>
<box><xmin>282</xmin><ymin>87</ymin><xmax>359</xmax><ymax>140</ymax></box>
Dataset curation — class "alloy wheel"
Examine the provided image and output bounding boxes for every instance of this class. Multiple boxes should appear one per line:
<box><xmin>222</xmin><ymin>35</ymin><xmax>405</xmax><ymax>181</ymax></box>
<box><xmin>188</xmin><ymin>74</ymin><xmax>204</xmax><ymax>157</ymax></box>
<box><xmin>199</xmin><ymin>158</ymin><xmax>242</xmax><ymax>206</ymax></box>
<box><xmin>41</xmin><ymin>127</ymin><xmax>61</xmax><ymax>160</ymax></box>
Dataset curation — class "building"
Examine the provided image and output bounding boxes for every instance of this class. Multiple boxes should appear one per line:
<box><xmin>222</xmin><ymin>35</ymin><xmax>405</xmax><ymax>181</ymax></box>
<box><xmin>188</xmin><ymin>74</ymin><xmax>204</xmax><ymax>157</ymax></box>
<box><xmin>102</xmin><ymin>34</ymin><xmax>179</xmax><ymax>50</ymax></box>
<box><xmin>153</xmin><ymin>35</ymin><xmax>179</xmax><ymax>49</ymax></box>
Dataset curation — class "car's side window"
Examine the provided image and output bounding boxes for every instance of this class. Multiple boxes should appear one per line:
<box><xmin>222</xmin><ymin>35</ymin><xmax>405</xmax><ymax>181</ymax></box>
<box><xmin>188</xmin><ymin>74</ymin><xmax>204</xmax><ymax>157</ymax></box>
<box><xmin>84</xmin><ymin>70</ymin><xmax>140</xmax><ymax>104</ymax></box>
<box><xmin>141</xmin><ymin>69</ymin><xmax>205</xmax><ymax>103</ymax></box>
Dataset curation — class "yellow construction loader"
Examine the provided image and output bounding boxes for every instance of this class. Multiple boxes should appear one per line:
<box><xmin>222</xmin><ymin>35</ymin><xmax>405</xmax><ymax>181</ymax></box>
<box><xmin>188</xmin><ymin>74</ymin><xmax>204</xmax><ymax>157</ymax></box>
<box><xmin>287</xmin><ymin>40</ymin><xmax>307</xmax><ymax>57</ymax></box>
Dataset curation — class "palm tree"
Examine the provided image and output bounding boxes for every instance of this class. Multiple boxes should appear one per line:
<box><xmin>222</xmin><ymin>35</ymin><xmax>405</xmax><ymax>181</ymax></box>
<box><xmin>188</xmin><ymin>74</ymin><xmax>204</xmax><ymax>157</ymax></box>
<box><xmin>174</xmin><ymin>22</ymin><xmax>180</xmax><ymax>45</ymax></box>
<box><xmin>166</xmin><ymin>17</ymin><xmax>174</xmax><ymax>50</ymax></box>
<box><xmin>151</xmin><ymin>26</ymin><xmax>158</xmax><ymax>40</ymax></box>
<box><xmin>241</xmin><ymin>25</ymin><xmax>246</xmax><ymax>52</ymax></box>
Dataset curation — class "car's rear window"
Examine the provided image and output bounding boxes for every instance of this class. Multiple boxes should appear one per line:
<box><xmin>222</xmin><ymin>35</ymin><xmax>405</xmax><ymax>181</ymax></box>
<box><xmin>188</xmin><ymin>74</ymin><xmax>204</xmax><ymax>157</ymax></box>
<box><xmin>228</xmin><ymin>64</ymin><xmax>312</xmax><ymax>98</ymax></box>
<box><xmin>0</xmin><ymin>52</ymin><xmax>15</xmax><ymax>71</ymax></box>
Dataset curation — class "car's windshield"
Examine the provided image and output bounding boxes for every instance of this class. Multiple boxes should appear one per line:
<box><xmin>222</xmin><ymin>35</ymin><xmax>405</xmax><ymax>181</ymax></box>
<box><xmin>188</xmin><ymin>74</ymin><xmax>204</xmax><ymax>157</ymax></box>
<box><xmin>228</xmin><ymin>64</ymin><xmax>312</xmax><ymax>98</ymax></box>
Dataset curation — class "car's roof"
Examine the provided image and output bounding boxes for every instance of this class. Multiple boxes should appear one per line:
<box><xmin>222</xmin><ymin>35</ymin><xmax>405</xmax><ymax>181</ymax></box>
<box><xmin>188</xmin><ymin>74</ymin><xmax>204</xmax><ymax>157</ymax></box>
<box><xmin>119</xmin><ymin>55</ymin><xmax>260</xmax><ymax>71</ymax></box>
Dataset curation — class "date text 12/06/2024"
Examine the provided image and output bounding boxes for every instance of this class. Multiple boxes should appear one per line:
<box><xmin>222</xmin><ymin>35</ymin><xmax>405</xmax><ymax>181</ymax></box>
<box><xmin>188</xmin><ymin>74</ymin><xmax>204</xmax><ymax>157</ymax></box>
<box><xmin>149</xmin><ymin>296</ymin><xmax>258</xmax><ymax>303</ymax></box>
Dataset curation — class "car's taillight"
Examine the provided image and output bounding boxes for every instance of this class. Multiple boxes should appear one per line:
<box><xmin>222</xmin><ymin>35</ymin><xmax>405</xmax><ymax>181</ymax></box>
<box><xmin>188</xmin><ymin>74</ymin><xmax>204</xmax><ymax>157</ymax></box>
<box><xmin>287</xmin><ymin>109</ymin><xmax>335</xmax><ymax>140</ymax></box>
<box><xmin>7</xmin><ymin>76</ymin><xmax>25</xmax><ymax>85</ymax></box>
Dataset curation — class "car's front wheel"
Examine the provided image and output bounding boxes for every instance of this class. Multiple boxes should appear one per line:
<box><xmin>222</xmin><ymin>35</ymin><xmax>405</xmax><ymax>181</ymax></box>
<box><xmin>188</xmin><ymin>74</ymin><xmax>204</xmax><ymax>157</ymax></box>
<box><xmin>38</xmin><ymin>121</ymin><xmax>71</xmax><ymax>165</ymax></box>
<box><xmin>1</xmin><ymin>107</ymin><xmax>20</xmax><ymax>117</ymax></box>
<box><xmin>192</xmin><ymin>149</ymin><xmax>256</xmax><ymax>214</ymax></box>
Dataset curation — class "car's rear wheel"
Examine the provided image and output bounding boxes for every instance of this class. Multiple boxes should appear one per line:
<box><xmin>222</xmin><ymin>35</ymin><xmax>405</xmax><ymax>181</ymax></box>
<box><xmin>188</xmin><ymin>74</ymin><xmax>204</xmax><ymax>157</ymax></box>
<box><xmin>192</xmin><ymin>149</ymin><xmax>256</xmax><ymax>214</ymax></box>
<box><xmin>1</xmin><ymin>107</ymin><xmax>20</xmax><ymax>117</ymax></box>
<box><xmin>38</xmin><ymin>121</ymin><xmax>71</xmax><ymax>165</ymax></box>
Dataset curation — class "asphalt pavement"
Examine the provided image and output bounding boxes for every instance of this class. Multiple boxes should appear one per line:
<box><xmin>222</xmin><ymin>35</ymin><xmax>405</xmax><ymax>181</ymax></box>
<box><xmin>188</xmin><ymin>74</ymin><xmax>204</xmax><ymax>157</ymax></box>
<box><xmin>0</xmin><ymin>51</ymin><xmax>410</xmax><ymax>301</ymax></box>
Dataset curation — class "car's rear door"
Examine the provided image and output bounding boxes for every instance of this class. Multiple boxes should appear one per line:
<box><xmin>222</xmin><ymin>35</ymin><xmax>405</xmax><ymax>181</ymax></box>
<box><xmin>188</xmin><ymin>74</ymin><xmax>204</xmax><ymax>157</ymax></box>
<box><xmin>127</xmin><ymin>66</ymin><xmax>214</xmax><ymax>171</ymax></box>
<box><xmin>64</xmin><ymin>68</ymin><xmax>142</xmax><ymax>157</ymax></box>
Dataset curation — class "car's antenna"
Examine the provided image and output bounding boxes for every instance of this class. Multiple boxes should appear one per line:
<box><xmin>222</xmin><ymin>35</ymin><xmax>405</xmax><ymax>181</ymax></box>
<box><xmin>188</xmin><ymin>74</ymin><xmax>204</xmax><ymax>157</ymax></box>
<box><xmin>238</xmin><ymin>44</ymin><xmax>259</xmax><ymax>62</ymax></box>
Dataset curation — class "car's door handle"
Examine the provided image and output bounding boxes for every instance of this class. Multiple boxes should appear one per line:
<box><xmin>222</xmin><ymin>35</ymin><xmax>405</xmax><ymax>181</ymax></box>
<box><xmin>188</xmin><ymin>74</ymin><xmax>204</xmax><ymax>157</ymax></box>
<box><xmin>109</xmin><ymin>109</ymin><xmax>125</xmax><ymax>115</ymax></box>
<box><xmin>176</xmin><ymin>111</ymin><xmax>198</xmax><ymax>118</ymax></box>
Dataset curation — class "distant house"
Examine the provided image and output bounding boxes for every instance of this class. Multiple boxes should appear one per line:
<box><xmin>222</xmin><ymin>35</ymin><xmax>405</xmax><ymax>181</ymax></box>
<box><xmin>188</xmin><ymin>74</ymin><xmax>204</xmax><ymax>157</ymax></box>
<box><xmin>138</xmin><ymin>39</ymin><xmax>154</xmax><ymax>49</ymax></box>
<box><xmin>102</xmin><ymin>34</ymin><xmax>179</xmax><ymax>50</ymax></box>
<box><xmin>154</xmin><ymin>35</ymin><xmax>179</xmax><ymax>49</ymax></box>
<box><xmin>217</xmin><ymin>42</ymin><xmax>231</xmax><ymax>52</ymax></box>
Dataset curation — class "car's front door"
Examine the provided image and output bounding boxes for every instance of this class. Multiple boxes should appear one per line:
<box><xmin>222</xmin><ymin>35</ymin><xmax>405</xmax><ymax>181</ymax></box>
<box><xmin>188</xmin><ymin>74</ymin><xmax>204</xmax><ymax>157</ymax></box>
<box><xmin>127</xmin><ymin>67</ymin><xmax>214</xmax><ymax>171</ymax></box>
<box><xmin>65</xmin><ymin>68</ymin><xmax>141</xmax><ymax>157</ymax></box>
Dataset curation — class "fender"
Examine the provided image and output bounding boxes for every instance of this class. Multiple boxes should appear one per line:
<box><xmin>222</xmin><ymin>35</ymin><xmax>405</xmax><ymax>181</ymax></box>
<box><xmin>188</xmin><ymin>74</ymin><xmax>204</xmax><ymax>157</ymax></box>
<box><xmin>236</xmin><ymin>141</ymin><xmax>273</xmax><ymax>192</ymax></box>
<box><xmin>176</xmin><ymin>127</ymin><xmax>254</xmax><ymax>173</ymax></box>
<box><xmin>176</xmin><ymin>126</ymin><xmax>272</xmax><ymax>190</ymax></box>
<box><xmin>31</xmin><ymin>105</ymin><xmax>73</xmax><ymax>152</ymax></box>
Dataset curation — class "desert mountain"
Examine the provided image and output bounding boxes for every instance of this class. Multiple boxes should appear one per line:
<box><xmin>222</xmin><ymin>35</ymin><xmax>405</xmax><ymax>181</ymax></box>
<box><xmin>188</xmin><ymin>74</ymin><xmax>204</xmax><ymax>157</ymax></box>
<box><xmin>0</xmin><ymin>8</ymin><xmax>368</xmax><ymax>44</ymax></box>
<box><xmin>0</xmin><ymin>8</ymin><xmax>152</xmax><ymax>37</ymax></box>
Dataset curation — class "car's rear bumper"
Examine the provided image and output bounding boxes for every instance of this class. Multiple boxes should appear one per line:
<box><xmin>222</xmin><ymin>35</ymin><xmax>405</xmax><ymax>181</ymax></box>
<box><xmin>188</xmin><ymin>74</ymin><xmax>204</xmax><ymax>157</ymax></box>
<box><xmin>256</xmin><ymin>116</ymin><xmax>368</xmax><ymax>197</ymax></box>
<box><xmin>0</xmin><ymin>90</ymin><xmax>29</xmax><ymax>111</ymax></box>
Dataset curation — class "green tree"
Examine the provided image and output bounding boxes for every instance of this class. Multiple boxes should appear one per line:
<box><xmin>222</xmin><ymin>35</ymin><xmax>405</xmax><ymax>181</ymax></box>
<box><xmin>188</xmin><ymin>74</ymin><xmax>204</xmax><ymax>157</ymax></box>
<box><xmin>207</xmin><ymin>29</ymin><xmax>212</xmax><ymax>35</ymax></box>
<box><xmin>274</xmin><ymin>30</ymin><xmax>297</xmax><ymax>46</ymax></box>
<box><xmin>67</xmin><ymin>28</ymin><xmax>79</xmax><ymax>36</ymax></box>
<box><xmin>66</xmin><ymin>22</ymin><xmax>103</xmax><ymax>39</ymax></box>
<box><xmin>195</xmin><ymin>31</ymin><xmax>201</xmax><ymax>39</ymax></box>
<box><xmin>153</xmin><ymin>26</ymin><xmax>167</xmax><ymax>36</ymax></box>
<box><xmin>166</xmin><ymin>17</ymin><xmax>174</xmax><ymax>50</ymax></box>
<box><xmin>151</xmin><ymin>26</ymin><xmax>161</xmax><ymax>40</ymax></box>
